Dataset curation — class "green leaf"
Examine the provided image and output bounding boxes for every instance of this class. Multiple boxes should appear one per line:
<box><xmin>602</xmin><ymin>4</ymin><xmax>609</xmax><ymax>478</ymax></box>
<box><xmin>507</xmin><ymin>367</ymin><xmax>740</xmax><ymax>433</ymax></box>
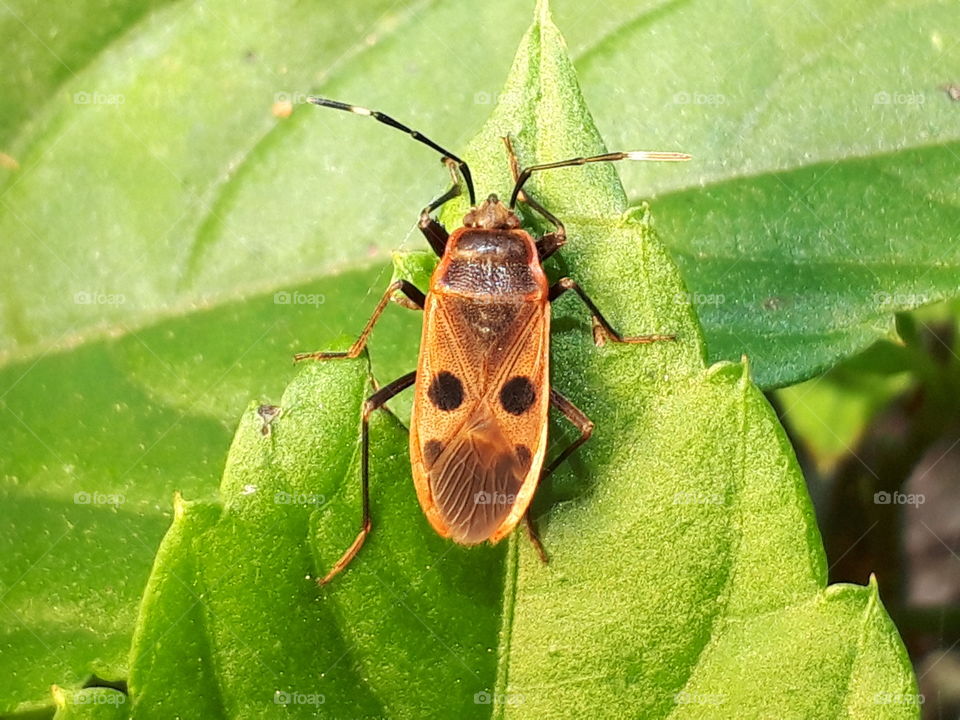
<box><xmin>127</xmin><ymin>361</ymin><xmax>504</xmax><ymax>718</ymax></box>
<box><xmin>0</xmin><ymin>0</ymin><xmax>425</xmax><ymax>709</ymax></box>
<box><xmin>775</xmin><ymin>341</ymin><xmax>914</xmax><ymax>477</ymax></box>
<box><xmin>1</xmin><ymin>0</ymin><xmax>931</xmax><ymax>713</ymax></box>
<box><xmin>573</xmin><ymin>0</ymin><xmax>960</xmax><ymax>388</ymax></box>
<box><xmin>4</xmin><ymin>1</ymin><xmax>958</xmax><ymax>384</ymax></box>
<box><xmin>117</xmin><ymin>3</ymin><xmax>917</xmax><ymax>717</ymax></box>
<box><xmin>0</xmin><ymin>263</ymin><xmax>424</xmax><ymax>714</ymax></box>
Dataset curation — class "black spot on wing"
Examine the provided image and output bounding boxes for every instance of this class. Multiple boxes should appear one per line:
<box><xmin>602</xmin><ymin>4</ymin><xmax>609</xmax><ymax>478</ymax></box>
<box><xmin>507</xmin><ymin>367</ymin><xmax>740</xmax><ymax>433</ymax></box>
<box><xmin>428</xmin><ymin>371</ymin><xmax>464</xmax><ymax>411</ymax></box>
<box><xmin>500</xmin><ymin>376</ymin><xmax>536</xmax><ymax>415</ymax></box>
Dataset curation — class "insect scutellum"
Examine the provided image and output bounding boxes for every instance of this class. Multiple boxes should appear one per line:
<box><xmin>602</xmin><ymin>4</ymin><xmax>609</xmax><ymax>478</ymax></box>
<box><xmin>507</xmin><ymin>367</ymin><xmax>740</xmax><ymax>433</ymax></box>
<box><xmin>298</xmin><ymin>96</ymin><xmax>690</xmax><ymax>585</ymax></box>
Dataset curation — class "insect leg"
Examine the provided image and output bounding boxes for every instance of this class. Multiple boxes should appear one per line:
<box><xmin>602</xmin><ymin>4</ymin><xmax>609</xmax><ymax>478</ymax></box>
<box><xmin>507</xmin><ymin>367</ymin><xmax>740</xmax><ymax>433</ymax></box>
<box><xmin>418</xmin><ymin>158</ymin><xmax>461</xmax><ymax>256</ymax></box>
<box><xmin>549</xmin><ymin>278</ymin><xmax>676</xmax><ymax>346</ymax></box>
<box><xmin>543</xmin><ymin>388</ymin><xmax>595</xmax><ymax>480</ymax></box>
<box><xmin>500</xmin><ymin>136</ymin><xmax>566</xmax><ymax>260</ymax></box>
<box><xmin>501</xmin><ymin>137</ymin><xmax>689</xmax><ymax>256</ymax></box>
<box><xmin>522</xmin><ymin>389</ymin><xmax>596</xmax><ymax>565</ymax></box>
<box><xmin>318</xmin><ymin>370</ymin><xmax>417</xmax><ymax>586</ymax></box>
<box><xmin>524</xmin><ymin>513</ymin><xmax>549</xmax><ymax>565</ymax></box>
<box><xmin>294</xmin><ymin>280</ymin><xmax>425</xmax><ymax>362</ymax></box>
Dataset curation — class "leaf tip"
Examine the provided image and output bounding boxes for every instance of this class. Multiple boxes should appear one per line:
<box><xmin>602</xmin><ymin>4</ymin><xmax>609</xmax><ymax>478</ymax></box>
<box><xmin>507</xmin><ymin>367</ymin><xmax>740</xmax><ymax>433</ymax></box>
<box><xmin>535</xmin><ymin>0</ymin><xmax>553</xmax><ymax>26</ymax></box>
<box><xmin>705</xmin><ymin>359</ymin><xmax>736</xmax><ymax>380</ymax></box>
<box><xmin>623</xmin><ymin>203</ymin><xmax>652</xmax><ymax>226</ymax></box>
<box><xmin>173</xmin><ymin>490</ymin><xmax>186</xmax><ymax>521</ymax></box>
<box><xmin>861</xmin><ymin>574</ymin><xmax>885</xmax><ymax>628</ymax></box>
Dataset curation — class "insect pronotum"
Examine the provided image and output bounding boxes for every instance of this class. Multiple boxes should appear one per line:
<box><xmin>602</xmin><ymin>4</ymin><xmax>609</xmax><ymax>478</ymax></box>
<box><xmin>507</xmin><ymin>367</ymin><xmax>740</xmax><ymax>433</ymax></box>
<box><xmin>297</xmin><ymin>97</ymin><xmax>690</xmax><ymax>584</ymax></box>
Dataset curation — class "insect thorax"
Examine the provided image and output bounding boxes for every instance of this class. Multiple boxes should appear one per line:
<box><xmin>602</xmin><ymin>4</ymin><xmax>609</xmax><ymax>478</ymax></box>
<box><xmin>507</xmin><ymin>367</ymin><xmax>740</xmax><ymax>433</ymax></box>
<box><xmin>438</xmin><ymin>228</ymin><xmax>542</xmax><ymax>296</ymax></box>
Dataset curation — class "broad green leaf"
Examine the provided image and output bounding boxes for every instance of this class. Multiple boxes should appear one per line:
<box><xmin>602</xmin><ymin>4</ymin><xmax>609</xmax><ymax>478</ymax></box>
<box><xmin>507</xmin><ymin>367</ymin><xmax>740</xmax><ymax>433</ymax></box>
<box><xmin>116</xmin><ymin>4</ymin><xmax>916</xmax><ymax>718</ymax></box>
<box><xmin>0</xmin><ymin>263</ymin><xmax>424</xmax><ymax>714</ymax></box>
<box><xmin>1</xmin><ymin>0</ymin><xmax>958</xmax><ymax>386</ymax></box>
<box><xmin>577</xmin><ymin>0</ymin><xmax>960</xmax><ymax>388</ymax></box>
<box><xmin>127</xmin><ymin>361</ymin><xmax>503</xmax><ymax>718</ymax></box>
<box><xmin>0</xmin><ymin>0</ymin><xmax>178</xmax><ymax>148</ymax></box>
<box><xmin>0</xmin><ymin>0</ymin><xmax>931</xmax><ymax>713</ymax></box>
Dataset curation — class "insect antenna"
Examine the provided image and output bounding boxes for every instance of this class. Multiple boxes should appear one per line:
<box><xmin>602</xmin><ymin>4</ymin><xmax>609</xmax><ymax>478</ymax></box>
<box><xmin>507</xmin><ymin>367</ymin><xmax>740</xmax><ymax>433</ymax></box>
<box><xmin>508</xmin><ymin>149</ymin><xmax>691</xmax><ymax>208</ymax></box>
<box><xmin>308</xmin><ymin>96</ymin><xmax>476</xmax><ymax>206</ymax></box>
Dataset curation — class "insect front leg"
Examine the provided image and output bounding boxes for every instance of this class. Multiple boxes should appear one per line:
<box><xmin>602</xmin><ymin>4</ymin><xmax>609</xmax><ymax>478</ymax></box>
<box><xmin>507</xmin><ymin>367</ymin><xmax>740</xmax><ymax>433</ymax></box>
<box><xmin>535</xmin><ymin>231</ymin><xmax>565</xmax><ymax>261</ymax></box>
<box><xmin>549</xmin><ymin>278</ymin><xmax>676</xmax><ymax>346</ymax></box>
<box><xmin>318</xmin><ymin>371</ymin><xmax>417</xmax><ymax>585</ymax></box>
<box><xmin>294</xmin><ymin>279</ymin><xmax>425</xmax><ymax>362</ymax></box>
<box><xmin>419</xmin><ymin>216</ymin><xmax>449</xmax><ymax>257</ymax></box>
<box><xmin>418</xmin><ymin>157</ymin><xmax>463</xmax><ymax>256</ymax></box>
<box><xmin>500</xmin><ymin>136</ymin><xmax>567</xmax><ymax>260</ymax></box>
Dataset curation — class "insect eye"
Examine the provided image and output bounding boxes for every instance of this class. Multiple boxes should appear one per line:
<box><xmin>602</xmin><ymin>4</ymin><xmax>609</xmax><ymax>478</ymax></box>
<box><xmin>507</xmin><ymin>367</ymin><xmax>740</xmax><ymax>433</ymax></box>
<box><xmin>428</xmin><ymin>371</ymin><xmax>464</xmax><ymax>411</ymax></box>
<box><xmin>500</xmin><ymin>376</ymin><xmax>536</xmax><ymax>415</ymax></box>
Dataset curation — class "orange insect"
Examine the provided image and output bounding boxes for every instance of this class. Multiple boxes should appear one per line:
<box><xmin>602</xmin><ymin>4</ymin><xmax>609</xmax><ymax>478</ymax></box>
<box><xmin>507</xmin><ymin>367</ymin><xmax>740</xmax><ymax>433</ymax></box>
<box><xmin>297</xmin><ymin>97</ymin><xmax>689</xmax><ymax>584</ymax></box>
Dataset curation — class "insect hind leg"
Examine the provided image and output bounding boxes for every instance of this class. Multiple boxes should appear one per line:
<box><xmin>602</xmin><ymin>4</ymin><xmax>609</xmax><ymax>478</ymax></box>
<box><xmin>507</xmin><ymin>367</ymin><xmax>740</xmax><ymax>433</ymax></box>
<box><xmin>544</xmin><ymin>388</ymin><xmax>595</xmax><ymax>479</ymax></box>
<box><xmin>523</xmin><ymin>389</ymin><xmax>596</xmax><ymax>566</ymax></box>
<box><xmin>524</xmin><ymin>512</ymin><xmax>549</xmax><ymax>564</ymax></box>
<box><xmin>318</xmin><ymin>370</ymin><xmax>416</xmax><ymax>585</ymax></box>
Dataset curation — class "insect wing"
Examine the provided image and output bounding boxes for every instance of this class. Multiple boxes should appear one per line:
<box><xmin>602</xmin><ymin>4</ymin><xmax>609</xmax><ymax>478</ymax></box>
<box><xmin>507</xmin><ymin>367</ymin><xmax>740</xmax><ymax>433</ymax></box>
<box><xmin>410</xmin><ymin>294</ymin><xmax>550</xmax><ymax>544</ymax></box>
